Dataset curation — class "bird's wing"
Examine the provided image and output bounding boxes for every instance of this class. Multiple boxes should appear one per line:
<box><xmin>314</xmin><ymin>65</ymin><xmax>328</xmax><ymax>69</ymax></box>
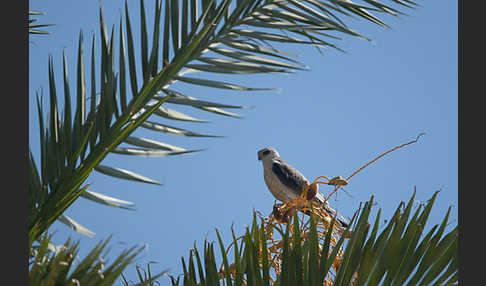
<box><xmin>271</xmin><ymin>158</ymin><xmax>308</xmax><ymax>196</ymax></box>
<box><xmin>272</xmin><ymin>158</ymin><xmax>350</xmax><ymax>227</ymax></box>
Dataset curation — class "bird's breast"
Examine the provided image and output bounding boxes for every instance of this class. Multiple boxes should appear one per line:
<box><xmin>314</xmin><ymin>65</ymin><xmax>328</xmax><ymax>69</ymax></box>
<box><xmin>263</xmin><ymin>167</ymin><xmax>297</xmax><ymax>202</ymax></box>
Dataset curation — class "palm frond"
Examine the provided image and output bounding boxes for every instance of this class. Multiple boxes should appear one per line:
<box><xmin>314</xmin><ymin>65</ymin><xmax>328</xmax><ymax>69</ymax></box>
<box><xmin>29</xmin><ymin>11</ymin><xmax>54</xmax><ymax>35</ymax></box>
<box><xmin>81</xmin><ymin>189</ymin><xmax>136</xmax><ymax>210</ymax></box>
<box><xmin>94</xmin><ymin>164</ymin><xmax>162</xmax><ymax>185</ymax></box>
<box><xmin>29</xmin><ymin>233</ymin><xmax>151</xmax><ymax>286</ymax></box>
<box><xmin>58</xmin><ymin>214</ymin><xmax>96</xmax><ymax>238</ymax></box>
<box><xmin>121</xmin><ymin>262</ymin><xmax>169</xmax><ymax>286</ymax></box>
<box><xmin>29</xmin><ymin>0</ymin><xmax>419</xmax><ymax>241</ymax></box>
<box><xmin>167</xmin><ymin>190</ymin><xmax>457</xmax><ymax>286</ymax></box>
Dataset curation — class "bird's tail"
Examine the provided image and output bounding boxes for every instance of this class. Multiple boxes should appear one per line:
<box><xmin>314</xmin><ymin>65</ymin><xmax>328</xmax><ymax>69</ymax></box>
<box><xmin>310</xmin><ymin>193</ymin><xmax>350</xmax><ymax>228</ymax></box>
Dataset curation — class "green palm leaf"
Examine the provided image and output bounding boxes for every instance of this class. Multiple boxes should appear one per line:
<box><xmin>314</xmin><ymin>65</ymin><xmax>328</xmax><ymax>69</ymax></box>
<box><xmin>29</xmin><ymin>0</ymin><xmax>419</xmax><ymax>242</ymax></box>
<box><xmin>29</xmin><ymin>11</ymin><xmax>54</xmax><ymax>35</ymax></box>
<box><xmin>168</xmin><ymin>191</ymin><xmax>457</xmax><ymax>286</ymax></box>
<box><xmin>58</xmin><ymin>214</ymin><xmax>95</xmax><ymax>238</ymax></box>
<box><xmin>124</xmin><ymin>136</ymin><xmax>188</xmax><ymax>152</ymax></box>
<box><xmin>94</xmin><ymin>165</ymin><xmax>162</xmax><ymax>185</ymax></box>
<box><xmin>81</xmin><ymin>189</ymin><xmax>136</xmax><ymax>210</ymax></box>
<box><xmin>29</xmin><ymin>232</ymin><xmax>162</xmax><ymax>286</ymax></box>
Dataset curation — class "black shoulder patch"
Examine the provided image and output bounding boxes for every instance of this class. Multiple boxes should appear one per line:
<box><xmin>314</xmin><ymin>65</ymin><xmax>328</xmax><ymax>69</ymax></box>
<box><xmin>271</xmin><ymin>160</ymin><xmax>307</xmax><ymax>194</ymax></box>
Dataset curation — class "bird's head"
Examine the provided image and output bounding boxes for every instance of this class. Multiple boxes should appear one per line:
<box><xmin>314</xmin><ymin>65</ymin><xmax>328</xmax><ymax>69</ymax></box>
<box><xmin>257</xmin><ymin>147</ymin><xmax>280</xmax><ymax>162</ymax></box>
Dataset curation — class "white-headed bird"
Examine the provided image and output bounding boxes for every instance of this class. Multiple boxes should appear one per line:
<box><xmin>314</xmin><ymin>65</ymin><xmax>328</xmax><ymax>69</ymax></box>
<box><xmin>257</xmin><ymin>147</ymin><xmax>349</xmax><ymax>227</ymax></box>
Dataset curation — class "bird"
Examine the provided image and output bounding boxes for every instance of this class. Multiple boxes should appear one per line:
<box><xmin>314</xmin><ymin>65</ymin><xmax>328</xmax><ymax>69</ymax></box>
<box><xmin>257</xmin><ymin>147</ymin><xmax>349</xmax><ymax>227</ymax></box>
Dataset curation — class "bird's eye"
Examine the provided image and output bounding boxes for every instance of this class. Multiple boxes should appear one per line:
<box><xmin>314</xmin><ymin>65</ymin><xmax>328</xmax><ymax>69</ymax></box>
<box><xmin>263</xmin><ymin>150</ymin><xmax>270</xmax><ymax>156</ymax></box>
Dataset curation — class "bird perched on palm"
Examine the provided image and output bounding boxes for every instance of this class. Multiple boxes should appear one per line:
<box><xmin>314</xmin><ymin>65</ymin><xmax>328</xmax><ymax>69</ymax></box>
<box><xmin>257</xmin><ymin>147</ymin><xmax>349</xmax><ymax>227</ymax></box>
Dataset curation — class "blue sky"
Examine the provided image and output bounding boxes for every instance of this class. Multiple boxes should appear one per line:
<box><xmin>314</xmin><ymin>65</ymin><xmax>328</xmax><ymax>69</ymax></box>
<box><xmin>29</xmin><ymin>0</ymin><xmax>457</xmax><ymax>284</ymax></box>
